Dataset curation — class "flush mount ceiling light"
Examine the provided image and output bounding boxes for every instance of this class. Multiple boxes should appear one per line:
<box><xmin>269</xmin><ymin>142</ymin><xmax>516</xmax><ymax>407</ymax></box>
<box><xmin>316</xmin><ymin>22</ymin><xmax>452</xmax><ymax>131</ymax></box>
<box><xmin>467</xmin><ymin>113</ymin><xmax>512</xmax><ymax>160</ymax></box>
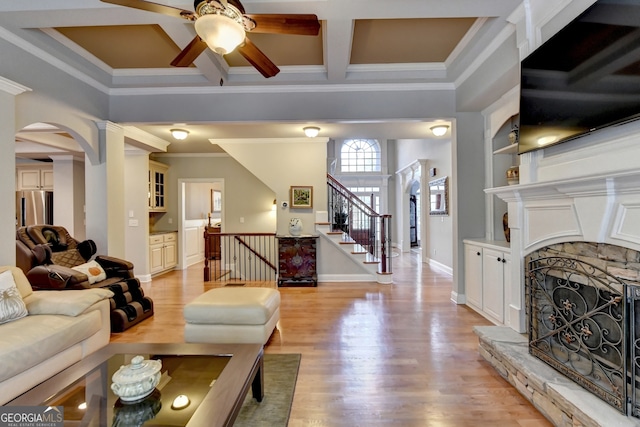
<box><xmin>194</xmin><ymin>2</ymin><xmax>250</xmax><ymax>55</ymax></box>
<box><xmin>430</xmin><ymin>125</ymin><xmax>449</xmax><ymax>137</ymax></box>
<box><xmin>170</xmin><ymin>129</ymin><xmax>190</xmax><ymax>140</ymax></box>
<box><xmin>303</xmin><ymin>126</ymin><xmax>320</xmax><ymax>138</ymax></box>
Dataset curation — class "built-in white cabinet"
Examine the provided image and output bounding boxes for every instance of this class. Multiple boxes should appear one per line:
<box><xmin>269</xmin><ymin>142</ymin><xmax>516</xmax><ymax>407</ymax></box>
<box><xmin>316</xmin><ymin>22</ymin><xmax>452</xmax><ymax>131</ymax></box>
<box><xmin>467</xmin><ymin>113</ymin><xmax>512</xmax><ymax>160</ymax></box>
<box><xmin>464</xmin><ymin>243</ymin><xmax>483</xmax><ymax>309</ymax></box>
<box><xmin>149</xmin><ymin>161</ymin><xmax>168</xmax><ymax>212</ymax></box>
<box><xmin>16</xmin><ymin>164</ymin><xmax>54</xmax><ymax>190</ymax></box>
<box><xmin>464</xmin><ymin>239</ymin><xmax>510</xmax><ymax>325</ymax></box>
<box><xmin>150</xmin><ymin>232</ymin><xmax>177</xmax><ymax>275</ymax></box>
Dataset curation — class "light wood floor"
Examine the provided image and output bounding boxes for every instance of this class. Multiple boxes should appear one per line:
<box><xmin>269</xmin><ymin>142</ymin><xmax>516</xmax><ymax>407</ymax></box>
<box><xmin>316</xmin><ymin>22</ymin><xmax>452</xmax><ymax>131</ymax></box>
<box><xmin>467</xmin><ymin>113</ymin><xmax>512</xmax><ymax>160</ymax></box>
<box><xmin>110</xmin><ymin>250</ymin><xmax>551</xmax><ymax>426</ymax></box>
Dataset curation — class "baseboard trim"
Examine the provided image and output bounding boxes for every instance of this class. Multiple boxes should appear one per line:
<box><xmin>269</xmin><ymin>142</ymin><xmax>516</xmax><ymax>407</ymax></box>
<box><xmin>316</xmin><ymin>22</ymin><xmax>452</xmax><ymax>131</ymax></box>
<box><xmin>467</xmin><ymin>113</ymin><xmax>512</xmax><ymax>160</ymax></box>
<box><xmin>427</xmin><ymin>258</ymin><xmax>453</xmax><ymax>276</ymax></box>
<box><xmin>318</xmin><ymin>273</ymin><xmax>375</xmax><ymax>283</ymax></box>
<box><xmin>137</xmin><ymin>273</ymin><xmax>152</xmax><ymax>283</ymax></box>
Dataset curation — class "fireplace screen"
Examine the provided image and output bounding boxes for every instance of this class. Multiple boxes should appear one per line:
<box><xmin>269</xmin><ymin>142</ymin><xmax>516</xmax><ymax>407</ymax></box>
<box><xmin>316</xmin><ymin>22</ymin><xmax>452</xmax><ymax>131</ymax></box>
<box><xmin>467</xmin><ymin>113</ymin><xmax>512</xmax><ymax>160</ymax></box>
<box><xmin>527</xmin><ymin>245</ymin><xmax>640</xmax><ymax>417</ymax></box>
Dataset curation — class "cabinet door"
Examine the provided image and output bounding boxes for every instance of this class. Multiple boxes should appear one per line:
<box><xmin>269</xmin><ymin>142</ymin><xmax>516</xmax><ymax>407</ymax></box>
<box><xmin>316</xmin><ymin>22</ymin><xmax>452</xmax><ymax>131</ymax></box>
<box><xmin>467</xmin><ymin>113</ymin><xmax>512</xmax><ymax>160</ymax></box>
<box><xmin>17</xmin><ymin>169</ymin><xmax>42</xmax><ymax>190</ymax></box>
<box><xmin>164</xmin><ymin>240</ymin><xmax>177</xmax><ymax>269</ymax></box>
<box><xmin>464</xmin><ymin>244</ymin><xmax>483</xmax><ymax>309</ymax></box>
<box><xmin>149</xmin><ymin>244</ymin><xmax>164</xmax><ymax>274</ymax></box>
<box><xmin>482</xmin><ymin>248</ymin><xmax>505</xmax><ymax>323</ymax></box>
<box><xmin>153</xmin><ymin>170</ymin><xmax>166</xmax><ymax>211</ymax></box>
<box><xmin>40</xmin><ymin>169</ymin><xmax>54</xmax><ymax>190</ymax></box>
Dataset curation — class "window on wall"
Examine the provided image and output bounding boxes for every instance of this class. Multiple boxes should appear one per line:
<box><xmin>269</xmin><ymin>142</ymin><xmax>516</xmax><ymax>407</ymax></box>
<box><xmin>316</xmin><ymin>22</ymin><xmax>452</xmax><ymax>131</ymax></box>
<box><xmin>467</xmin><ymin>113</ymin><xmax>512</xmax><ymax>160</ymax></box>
<box><xmin>340</xmin><ymin>139</ymin><xmax>381</xmax><ymax>173</ymax></box>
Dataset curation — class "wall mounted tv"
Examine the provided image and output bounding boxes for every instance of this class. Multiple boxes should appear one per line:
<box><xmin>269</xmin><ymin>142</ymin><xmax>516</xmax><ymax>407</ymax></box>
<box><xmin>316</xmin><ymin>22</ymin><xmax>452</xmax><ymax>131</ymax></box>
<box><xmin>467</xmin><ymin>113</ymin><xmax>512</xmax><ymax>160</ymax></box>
<box><xmin>518</xmin><ymin>0</ymin><xmax>640</xmax><ymax>154</ymax></box>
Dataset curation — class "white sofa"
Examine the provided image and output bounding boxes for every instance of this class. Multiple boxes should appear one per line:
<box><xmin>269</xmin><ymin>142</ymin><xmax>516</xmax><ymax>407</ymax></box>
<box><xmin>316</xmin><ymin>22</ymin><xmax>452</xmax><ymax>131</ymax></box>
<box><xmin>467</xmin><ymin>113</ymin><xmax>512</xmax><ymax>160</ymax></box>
<box><xmin>0</xmin><ymin>266</ymin><xmax>113</xmax><ymax>405</ymax></box>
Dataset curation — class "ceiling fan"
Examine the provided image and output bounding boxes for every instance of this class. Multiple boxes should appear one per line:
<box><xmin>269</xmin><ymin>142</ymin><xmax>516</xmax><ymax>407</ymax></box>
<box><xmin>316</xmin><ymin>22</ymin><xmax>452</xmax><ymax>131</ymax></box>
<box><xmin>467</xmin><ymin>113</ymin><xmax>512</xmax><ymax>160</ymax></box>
<box><xmin>100</xmin><ymin>0</ymin><xmax>321</xmax><ymax>78</ymax></box>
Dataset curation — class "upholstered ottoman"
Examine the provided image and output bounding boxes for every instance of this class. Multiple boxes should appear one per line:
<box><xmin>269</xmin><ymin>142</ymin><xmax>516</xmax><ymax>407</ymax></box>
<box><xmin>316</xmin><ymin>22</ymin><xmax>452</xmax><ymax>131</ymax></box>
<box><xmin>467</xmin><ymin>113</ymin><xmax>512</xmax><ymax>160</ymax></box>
<box><xmin>184</xmin><ymin>287</ymin><xmax>280</xmax><ymax>345</ymax></box>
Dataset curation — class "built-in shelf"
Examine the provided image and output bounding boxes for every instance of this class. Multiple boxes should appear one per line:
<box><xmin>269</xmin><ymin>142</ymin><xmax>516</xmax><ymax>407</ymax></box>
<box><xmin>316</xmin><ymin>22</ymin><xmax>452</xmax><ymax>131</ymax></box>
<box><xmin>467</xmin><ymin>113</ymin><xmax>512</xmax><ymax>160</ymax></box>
<box><xmin>493</xmin><ymin>144</ymin><xmax>518</xmax><ymax>155</ymax></box>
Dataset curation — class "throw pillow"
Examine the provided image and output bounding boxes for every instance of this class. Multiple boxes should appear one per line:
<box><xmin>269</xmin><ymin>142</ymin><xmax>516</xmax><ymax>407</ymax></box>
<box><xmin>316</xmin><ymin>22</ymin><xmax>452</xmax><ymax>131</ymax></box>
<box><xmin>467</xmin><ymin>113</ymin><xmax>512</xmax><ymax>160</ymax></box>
<box><xmin>0</xmin><ymin>270</ymin><xmax>28</xmax><ymax>324</ymax></box>
<box><xmin>71</xmin><ymin>260</ymin><xmax>107</xmax><ymax>284</ymax></box>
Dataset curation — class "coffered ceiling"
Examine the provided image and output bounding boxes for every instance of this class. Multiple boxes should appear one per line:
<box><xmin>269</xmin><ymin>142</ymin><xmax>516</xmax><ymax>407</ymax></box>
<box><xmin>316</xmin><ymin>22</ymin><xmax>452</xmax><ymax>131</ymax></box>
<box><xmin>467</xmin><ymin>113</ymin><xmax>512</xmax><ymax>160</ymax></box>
<box><xmin>2</xmin><ymin>0</ymin><xmax>522</xmax><ymax>158</ymax></box>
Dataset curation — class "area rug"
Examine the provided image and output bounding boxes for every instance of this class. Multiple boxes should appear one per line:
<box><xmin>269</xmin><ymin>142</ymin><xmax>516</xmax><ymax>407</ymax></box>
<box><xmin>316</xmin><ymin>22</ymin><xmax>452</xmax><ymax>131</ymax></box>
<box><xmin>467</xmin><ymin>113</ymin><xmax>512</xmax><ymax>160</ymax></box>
<box><xmin>234</xmin><ymin>353</ymin><xmax>301</xmax><ymax>427</ymax></box>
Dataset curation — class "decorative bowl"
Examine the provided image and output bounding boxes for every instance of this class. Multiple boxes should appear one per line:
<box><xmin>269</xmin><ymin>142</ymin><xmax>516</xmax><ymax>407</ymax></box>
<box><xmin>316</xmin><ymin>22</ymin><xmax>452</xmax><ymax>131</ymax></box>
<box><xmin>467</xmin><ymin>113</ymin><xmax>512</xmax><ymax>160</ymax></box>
<box><xmin>111</xmin><ymin>355</ymin><xmax>162</xmax><ymax>403</ymax></box>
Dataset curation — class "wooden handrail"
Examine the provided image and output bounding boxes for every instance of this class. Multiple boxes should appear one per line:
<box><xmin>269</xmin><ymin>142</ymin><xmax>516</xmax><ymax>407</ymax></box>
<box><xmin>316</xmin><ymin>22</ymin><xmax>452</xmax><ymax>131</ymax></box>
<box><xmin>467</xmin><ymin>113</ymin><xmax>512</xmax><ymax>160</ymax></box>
<box><xmin>327</xmin><ymin>174</ymin><xmax>393</xmax><ymax>274</ymax></box>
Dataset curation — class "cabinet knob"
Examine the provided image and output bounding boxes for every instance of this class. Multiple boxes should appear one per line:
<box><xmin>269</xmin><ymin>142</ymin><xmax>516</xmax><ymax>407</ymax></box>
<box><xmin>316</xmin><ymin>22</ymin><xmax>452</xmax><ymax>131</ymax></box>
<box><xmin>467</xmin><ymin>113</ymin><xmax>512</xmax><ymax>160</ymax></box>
<box><xmin>502</xmin><ymin>258</ymin><xmax>507</xmax><ymax>263</ymax></box>
<box><xmin>497</xmin><ymin>257</ymin><xmax>502</xmax><ymax>262</ymax></box>
<box><xmin>476</xmin><ymin>252</ymin><xmax>481</xmax><ymax>256</ymax></box>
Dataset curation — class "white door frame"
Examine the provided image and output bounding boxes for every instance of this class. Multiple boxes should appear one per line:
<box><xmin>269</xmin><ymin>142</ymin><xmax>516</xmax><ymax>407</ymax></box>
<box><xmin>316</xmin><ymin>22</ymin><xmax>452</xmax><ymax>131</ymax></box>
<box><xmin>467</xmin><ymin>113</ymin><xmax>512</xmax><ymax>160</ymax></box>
<box><xmin>177</xmin><ymin>178</ymin><xmax>224</xmax><ymax>270</ymax></box>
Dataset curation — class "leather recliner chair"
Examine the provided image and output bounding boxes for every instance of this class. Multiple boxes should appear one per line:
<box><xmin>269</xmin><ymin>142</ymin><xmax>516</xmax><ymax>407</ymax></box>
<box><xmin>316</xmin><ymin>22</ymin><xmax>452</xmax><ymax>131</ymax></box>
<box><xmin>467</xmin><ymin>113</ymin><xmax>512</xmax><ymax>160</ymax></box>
<box><xmin>16</xmin><ymin>225</ymin><xmax>154</xmax><ymax>332</ymax></box>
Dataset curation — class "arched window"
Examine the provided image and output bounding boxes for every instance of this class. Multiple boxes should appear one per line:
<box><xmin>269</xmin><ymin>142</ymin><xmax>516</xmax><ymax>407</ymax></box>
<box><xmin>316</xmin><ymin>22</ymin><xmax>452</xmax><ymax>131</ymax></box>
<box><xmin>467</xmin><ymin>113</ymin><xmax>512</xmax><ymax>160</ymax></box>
<box><xmin>340</xmin><ymin>139</ymin><xmax>381</xmax><ymax>172</ymax></box>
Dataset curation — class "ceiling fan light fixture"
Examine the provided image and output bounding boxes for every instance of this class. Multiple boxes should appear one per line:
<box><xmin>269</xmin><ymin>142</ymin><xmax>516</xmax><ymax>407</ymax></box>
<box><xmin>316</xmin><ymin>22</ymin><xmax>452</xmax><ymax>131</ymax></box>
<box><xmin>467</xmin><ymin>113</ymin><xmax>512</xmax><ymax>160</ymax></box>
<box><xmin>303</xmin><ymin>126</ymin><xmax>320</xmax><ymax>138</ymax></box>
<box><xmin>195</xmin><ymin>11</ymin><xmax>245</xmax><ymax>55</ymax></box>
<box><xmin>171</xmin><ymin>129</ymin><xmax>190</xmax><ymax>140</ymax></box>
<box><xmin>430</xmin><ymin>125</ymin><xmax>449</xmax><ymax>137</ymax></box>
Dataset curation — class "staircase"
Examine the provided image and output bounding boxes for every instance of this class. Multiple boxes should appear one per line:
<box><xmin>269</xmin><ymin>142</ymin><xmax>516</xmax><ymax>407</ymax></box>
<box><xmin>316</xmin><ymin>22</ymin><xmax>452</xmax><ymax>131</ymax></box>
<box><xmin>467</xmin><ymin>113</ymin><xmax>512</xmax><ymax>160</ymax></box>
<box><xmin>323</xmin><ymin>174</ymin><xmax>393</xmax><ymax>284</ymax></box>
<box><xmin>315</xmin><ymin>221</ymin><xmax>392</xmax><ymax>284</ymax></box>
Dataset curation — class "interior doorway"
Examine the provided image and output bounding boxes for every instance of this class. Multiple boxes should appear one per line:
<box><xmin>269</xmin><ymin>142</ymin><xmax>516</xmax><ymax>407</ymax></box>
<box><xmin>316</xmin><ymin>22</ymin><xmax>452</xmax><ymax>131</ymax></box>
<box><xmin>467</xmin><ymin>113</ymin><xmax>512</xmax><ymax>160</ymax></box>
<box><xmin>409</xmin><ymin>181</ymin><xmax>421</xmax><ymax>247</ymax></box>
<box><xmin>177</xmin><ymin>178</ymin><xmax>224</xmax><ymax>270</ymax></box>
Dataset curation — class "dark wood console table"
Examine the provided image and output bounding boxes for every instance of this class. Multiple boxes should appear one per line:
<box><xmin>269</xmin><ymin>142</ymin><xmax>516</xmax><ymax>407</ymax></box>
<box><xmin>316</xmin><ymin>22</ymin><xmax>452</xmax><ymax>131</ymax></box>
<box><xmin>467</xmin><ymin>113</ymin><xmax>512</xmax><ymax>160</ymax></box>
<box><xmin>277</xmin><ymin>235</ymin><xmax>318</xmax><ymax>286</ymax></box>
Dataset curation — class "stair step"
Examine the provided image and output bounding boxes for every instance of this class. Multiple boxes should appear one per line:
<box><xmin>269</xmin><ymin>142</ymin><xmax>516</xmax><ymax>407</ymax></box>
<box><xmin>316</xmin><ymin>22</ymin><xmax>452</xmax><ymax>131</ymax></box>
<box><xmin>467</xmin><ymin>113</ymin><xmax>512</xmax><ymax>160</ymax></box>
<box><xmin>339</xmin><ymin>239</ymin><xmax>356</xmax><ymax>245</ymax></box>
<box><xmin>326</xmin><ymin>231</ymin><xmax>343</xmax><ymax>235</ymax></box>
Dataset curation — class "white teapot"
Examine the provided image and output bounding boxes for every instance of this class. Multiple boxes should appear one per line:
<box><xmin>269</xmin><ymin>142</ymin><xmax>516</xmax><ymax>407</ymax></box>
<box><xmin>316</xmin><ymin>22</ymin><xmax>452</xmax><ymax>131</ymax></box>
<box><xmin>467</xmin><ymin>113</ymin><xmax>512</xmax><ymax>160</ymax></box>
<box><xmin>111</xmin><ymin>355</ymin><xmax>162</xmax><ymax>403</ymax></box>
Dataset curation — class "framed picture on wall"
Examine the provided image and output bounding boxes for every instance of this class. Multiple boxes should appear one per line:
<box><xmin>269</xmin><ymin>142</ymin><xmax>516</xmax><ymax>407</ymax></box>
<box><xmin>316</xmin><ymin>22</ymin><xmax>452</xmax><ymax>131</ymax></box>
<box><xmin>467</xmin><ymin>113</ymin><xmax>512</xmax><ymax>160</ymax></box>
<box><xmin>211</xmin><ymin>190</ymin><xmax>222</xmax><ymax>213</ymax></box>
<box><xmin>290</xmin><ymin>186</ymin><xmax>313</xmax><ymax>209</ymax></box>
<box><xmin>428</xmin><ymin>177</ymin><xmax>448</xmax><ymax>216</ymax></box>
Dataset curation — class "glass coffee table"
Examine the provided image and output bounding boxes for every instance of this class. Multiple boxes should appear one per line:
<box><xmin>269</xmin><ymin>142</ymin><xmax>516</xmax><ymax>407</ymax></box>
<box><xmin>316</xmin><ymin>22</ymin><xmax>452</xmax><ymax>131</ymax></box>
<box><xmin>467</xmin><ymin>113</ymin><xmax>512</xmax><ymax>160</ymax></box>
<box><xmin>7</xmin><ymin>343</ymin><xmax>264</xmax><ymax>427</ymax></box>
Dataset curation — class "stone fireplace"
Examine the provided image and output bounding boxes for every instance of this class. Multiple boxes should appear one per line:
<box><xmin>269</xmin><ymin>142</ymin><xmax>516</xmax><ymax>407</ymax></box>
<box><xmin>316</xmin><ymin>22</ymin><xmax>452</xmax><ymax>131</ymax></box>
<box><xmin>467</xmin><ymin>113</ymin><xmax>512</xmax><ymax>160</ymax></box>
<box><xmin>527</xmin><ymin>242</ymin><xmax>640</xmax><ymax>416</ymax></box>
<box><xmin>477</xmin><ymin>119</ymin><xmax>640</xmax><ymax>425</ymax></box>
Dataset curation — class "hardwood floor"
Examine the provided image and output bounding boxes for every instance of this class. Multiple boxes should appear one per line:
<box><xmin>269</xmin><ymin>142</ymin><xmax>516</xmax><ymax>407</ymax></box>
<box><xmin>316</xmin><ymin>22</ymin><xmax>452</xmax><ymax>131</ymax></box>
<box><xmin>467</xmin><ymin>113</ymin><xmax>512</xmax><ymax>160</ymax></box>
<box><xmin>110</xmin><ymin>250</ymin><xmax>551</xmax><ymax>426</ymax></box>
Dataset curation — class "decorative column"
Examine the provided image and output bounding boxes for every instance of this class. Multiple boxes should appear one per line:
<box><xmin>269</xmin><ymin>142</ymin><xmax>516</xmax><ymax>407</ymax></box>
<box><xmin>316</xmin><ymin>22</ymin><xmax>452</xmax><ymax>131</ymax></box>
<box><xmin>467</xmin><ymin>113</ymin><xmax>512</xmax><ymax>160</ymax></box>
<box><xmin>85</xmin><ymin>121</ymin><xmax>126</xmax><ymax>258</ymax></box>
<box><xmin>0</xmin><ymin>77</ymin><xmax>31</xmax><ymax>265</ymax></box>
<box><xmin>50</xmin><ymin>155</ymin><xmax>86</xmax><ymax>240</ymax></box>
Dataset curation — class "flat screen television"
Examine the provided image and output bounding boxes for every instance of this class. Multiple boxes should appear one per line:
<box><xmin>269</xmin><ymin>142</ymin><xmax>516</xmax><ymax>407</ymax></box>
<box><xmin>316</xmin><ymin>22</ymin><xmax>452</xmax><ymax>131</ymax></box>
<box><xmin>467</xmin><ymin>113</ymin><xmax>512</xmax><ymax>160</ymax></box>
<box><xmin>518</xmin><ymin>0</ymin><xmax>640</xmax><ymax>154</ymax></box>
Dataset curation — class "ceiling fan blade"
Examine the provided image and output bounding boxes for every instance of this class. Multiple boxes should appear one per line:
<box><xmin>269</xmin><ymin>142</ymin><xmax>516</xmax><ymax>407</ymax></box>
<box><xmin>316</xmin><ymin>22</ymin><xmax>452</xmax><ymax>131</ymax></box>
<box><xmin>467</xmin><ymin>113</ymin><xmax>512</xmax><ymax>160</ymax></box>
<box><xmin>171</xmin><ymin>36</ymin><xmax>207</xmax><ymax>67</ymax></box>
<box><xmin>100</xmin><ymin>0</ymin><xmax>195</xmax><ymax>20</ymax></box>
<box><xmin>237</xmin><ymin>38</ymin><xmax>280</xmax><ymax>78</ymax></box>
<box><xmin>245</xmin><ymin>14</ymin><xmax>320</xmax><ymax>35</ymax></box>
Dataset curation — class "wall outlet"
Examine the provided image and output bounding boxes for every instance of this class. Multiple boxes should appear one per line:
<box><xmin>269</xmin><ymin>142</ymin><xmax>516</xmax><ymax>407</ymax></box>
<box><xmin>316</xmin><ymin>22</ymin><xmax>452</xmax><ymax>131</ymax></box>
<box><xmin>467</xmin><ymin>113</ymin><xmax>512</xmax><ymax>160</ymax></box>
<box><xmin>128</xmin><ymin>219</ymin><xmax>139</xmax><ymax>227</ymax></box>
<box><xmin>240</xmin><ymin>217</ymin><xmax>245</xmax><ymax>223</ymax></box>
<box><xmin>168</xmin><ymin>218</ymin><xmax>173</xmax><ymax>224</ymax></box>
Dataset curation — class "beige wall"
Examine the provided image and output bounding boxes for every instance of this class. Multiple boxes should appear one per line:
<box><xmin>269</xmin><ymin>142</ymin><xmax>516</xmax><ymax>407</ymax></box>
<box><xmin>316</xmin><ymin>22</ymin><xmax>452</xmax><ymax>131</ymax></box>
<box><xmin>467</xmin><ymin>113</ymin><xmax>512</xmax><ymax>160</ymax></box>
<box><xmin>216</xmin><ymin>138</ymin><xmax>328</xmax><ymax>236</ymax></box>
<box><xmin>150</xmin><ymin>154</ymin><xmax>276</xmax><ymax>234</ymax></box>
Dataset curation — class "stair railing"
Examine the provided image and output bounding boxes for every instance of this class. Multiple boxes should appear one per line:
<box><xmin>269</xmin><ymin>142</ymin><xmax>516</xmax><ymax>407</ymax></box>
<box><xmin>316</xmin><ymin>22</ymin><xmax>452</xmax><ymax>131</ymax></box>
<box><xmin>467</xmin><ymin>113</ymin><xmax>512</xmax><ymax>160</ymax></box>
<box><xmin>327</xmin><ymin>174</ymin><xmax>392</xmax><ymax>274</ymax></box>
<box><xmin>204</xmin><ymin>230</ymin><xmax>277</xmax><ymax>283</ymax></box>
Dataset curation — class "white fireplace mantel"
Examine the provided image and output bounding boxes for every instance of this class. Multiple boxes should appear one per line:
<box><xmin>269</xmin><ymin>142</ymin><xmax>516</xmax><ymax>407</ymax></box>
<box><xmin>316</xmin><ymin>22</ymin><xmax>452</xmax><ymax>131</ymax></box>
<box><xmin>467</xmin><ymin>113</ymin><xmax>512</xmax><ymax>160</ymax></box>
<box><xmin>487</xmin><ymin>169</ymin><xmax>640</xmax><ymax>204</ymax></box>
<box><xmin>484</xmin><ymin>167</ymin><xmax>640</xmax><ymax>333</ymax></box>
